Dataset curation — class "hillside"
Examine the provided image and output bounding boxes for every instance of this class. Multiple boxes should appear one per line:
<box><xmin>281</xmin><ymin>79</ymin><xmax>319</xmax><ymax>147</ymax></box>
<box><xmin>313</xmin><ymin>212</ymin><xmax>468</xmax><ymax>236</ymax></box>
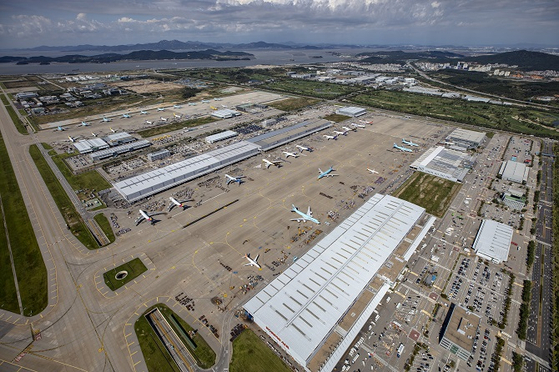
<box><xmin>465</xmin><ymin>50</ymin><xmax>559</xmax><ymax>71</ymax></box>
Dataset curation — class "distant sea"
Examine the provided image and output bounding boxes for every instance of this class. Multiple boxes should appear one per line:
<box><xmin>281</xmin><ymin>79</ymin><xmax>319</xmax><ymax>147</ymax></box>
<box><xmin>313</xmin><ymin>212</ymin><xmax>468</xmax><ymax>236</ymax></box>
<box><xmin>0</xmin><ymin>49</ymin><xmax>362</xmax><ymax>75</ymax></box>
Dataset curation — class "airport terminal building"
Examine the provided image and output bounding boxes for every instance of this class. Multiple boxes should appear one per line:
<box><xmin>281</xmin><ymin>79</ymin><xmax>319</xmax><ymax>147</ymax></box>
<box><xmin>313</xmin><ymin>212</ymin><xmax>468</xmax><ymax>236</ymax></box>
<box><xmin>244</xmin><ymin>194</ymin><xmax>436</xmax><ymax>372</ymax></box>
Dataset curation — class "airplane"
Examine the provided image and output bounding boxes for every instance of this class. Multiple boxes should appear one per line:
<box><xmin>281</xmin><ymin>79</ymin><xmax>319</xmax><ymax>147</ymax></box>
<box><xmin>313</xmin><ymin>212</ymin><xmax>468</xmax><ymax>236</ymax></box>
<box><xmin>91</xmin><ymin>132</ymin><xmax>97</xmax><ymax>137</ymax></box>
<box><xmin>68</xmin><ymin>136</ymin><xmax>76</xmax><ymax>143</ymax></box>
<box><xmin>122</xmin><ymin>113</ymin><xmax>131</xmax><ymax>119</ymax></box>
<box><xmin>55</xmin><ymin>126</ymin><xmax>65</xmax><ymax>131</ymax></box>
<box><xmin>214</xmin><ymin>98</ymin><xmax>222</xmax><ymax>101</ymax></box>
<box><xmin>140</xmin><ymin>110</ymin><xmax>148</xmax><ymax>115</ymax></box>
<box><xmin>188</xmin><ymin>102</ymin><xmax>197</xmax><ymax>106</ymax></box>
<box><xmin>145</xmin><ymin>120</ymin><xmax>153</xmax><ymax>125</ymax></box>
<box><xmin>225</xmin><ymin>174</ymin><xmax>245</xmax><ymax>185</ymax></box>
<box><xmin>318</xmin><ymin>166</ymin><xmax>338</xmax><ymax>179</ymax></box>
<box><xmin>283</xmin><ymin>151</ymin><xmax>300</xmax><ymax>159</ymax></box>
<box><xmin>263</xmin><ymin>159</ymin><xmax>282</xmax><ymax>169</ymax></box>
<box><xmin>160</xmin><ymin>117</ymin><xmax>168</xmax><ymax>122</ymax></box>
<box><xmin>110</xmin><ymin>127</ymin><xmax>117</xmax><ymax>133</ymax></box>
<box><xmin>291</xmin><ymin>204</ymin><xmax>320</xmax><ymax>224</ymax></box>
<box><xmin>168</xmin><ymin>197</ymin><xmax>190</xmax><ymax>212</ymax></box>
<box><xmin>210</xmin><ymin>106</ymin><xmax>218</xmax><ymax>110</ymax></box>
<box><xmin>393</xmin><ymin>143</ymin><xmax>413</xmax><ymax>153</ymax></box>
<box><xmin>402</xmin><ymin>139</ymin><xmax>419</xmax><ymax>147</ymax></box>
<box><xmin>323</xmin><ymin>134</ymin><xmax>338</xmax><ymax>140</ymax></box>
<box><xmin>134</xmin><ymin>209</ymin><xmax>166</xmax><ymax>226</ymax></box>
<box><xmin>367</xmin><ymin>168</ymin><xmax>379</xmax><ymax>174</ymax></box>
<box><xmin>201</xmin><ymin>99</ymin><xmax>210</xmax><ymax>103</ymax></box>
<box><xmin>157</xmin><ymin>107</ymin><xmax>165</xmax><ymax>111</ymax></box>
<box><xmin>78</xmin><ymin>121</ymin><xmax>90</xmax><ymax>127</ymax></box>
<box><xmin>173</xmin><ymin>104</ymin><xmax>182</xmax><ymax>109</ymax></box>
<box><xmin>351</xmin><ymin>122</ymin><xmax>366</xmax><ymax>128</ymax></box>
<box><xmin>244</xmin><ymin>253</ymin><xmax>261</xmax><ymax>269</ymax></box>
<box><xmin>342</xmin><ymin>126</ymin><xmax>355</xmax><ymax>132</ymax></box>
<box><xmin>296</xmin><ymin>144</ymin><xmax>313</xmax><ymax>153</ymax></box>
<box><xmin>359</xmin><ymin>119</ymin><xmax>373</xmax><ymax>124</ymax></box>
<box><xmin>100</xmin><ymin>116</ymin><xmax>112</xmax><ymax>122</ymax></box>
<box><xmin>173</xmin><ymin>113</ymin><xmax>182</xmax><ymax>119</ymax></box>
<box><xmin>333</xmin><ymin>129</ymin><xmax>349</xmax><ymax>136</ymax></box>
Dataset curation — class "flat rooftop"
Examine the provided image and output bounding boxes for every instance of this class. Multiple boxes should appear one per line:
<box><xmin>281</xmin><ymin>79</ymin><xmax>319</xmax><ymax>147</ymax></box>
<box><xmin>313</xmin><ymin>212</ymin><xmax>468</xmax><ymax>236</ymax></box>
<box><xmin>441</xmin><ymin>303</ymin><xmax>480</xmax><ymax>353</ymax></box>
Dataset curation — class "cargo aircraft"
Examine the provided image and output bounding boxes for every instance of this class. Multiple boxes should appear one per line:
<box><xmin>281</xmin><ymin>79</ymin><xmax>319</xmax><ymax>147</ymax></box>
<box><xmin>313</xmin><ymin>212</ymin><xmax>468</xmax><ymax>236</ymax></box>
<box><xmin>291</xmin><ymin>205</ymin><xmax>320</xmax><ymax>224</ymax></box>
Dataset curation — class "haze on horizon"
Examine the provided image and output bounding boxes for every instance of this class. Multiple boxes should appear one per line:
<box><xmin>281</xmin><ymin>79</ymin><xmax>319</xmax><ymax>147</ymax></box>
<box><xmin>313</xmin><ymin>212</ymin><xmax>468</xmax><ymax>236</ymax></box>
<box><xmin>0</xmin><ymin>0</ymin><xmax>558</xmax><ymax>50</ymax></box>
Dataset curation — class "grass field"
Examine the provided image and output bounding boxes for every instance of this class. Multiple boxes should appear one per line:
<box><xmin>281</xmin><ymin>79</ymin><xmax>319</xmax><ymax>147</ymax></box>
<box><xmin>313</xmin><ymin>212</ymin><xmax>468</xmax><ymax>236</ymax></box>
<box><xmin>351</xmin><ymin>90</ymin><xmax>559</xmax><ymax>139</ymax></box>
<box><xmin>29</xmin><ymin>145</ymin><xmax>100</xmax><ymax>250</ymax></box>
<box><xmin>93</xmin><ymin>213</ymin><xmax>115</xmax><ymax>244</ymax></box>
<box><xmin>137</xmin><ymin>116</ymin><xmax>217</xmax><ymax>138</ymax></box>
<box><xmin>51</xmin><ymin>155</ymin><xmax>111</xmax><ymax>199</ymax></box>
<box><xmin>135</xmin><ymin>303</ymin><xmax>216</xmax><ymax>371</ymax></box>
<box><xmin>265</xmin><ymin>79</ymin><xmax>359</xmax><ymax>99</ymax></box>
<box><xmin>3</xmin><ymin>99</ymin><xmax>28</xmax><ymax>135</ymax></box>
<box><xmin>268</xmin><ymin>97</ymin><xmax>320</xmax><ymax>112</ymax></box>
<box><xmin>394</xmin><ymin>172</ymin><xmax>462</xmax><ymax>217</ymax></box>
<box><xmin>103</xmin><ymin>258</ymin><xmax>147</xmax><ymax>291</ymax></box>
<box><xmin>230</xmin><ymin>329</ymin><xmax>291</xmax><ymax>372</ymax></box>
<box><xmin>0</xmin><ymin>134</ymin><xmax>47</xmax><ymax>316</ymax></box>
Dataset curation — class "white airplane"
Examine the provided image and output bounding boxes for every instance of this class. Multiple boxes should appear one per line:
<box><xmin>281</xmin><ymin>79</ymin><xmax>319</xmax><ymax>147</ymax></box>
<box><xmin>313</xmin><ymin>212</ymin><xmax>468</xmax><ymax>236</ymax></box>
<box><xmin>283</xmin><ymin>151</ymin><xmax>300</xmax><ymax>158</ymax></box>
<box><xmin>296</xmin><ymin>144</ymin><xmax>313</xmax><ymax>153</ymax></box>
<box><xmin>333</xmin><ymin>129</ymin><xmax>349</xmax><ymax>136</ymax></box>
<box><xmin>323</xmin><ymin>134</ymin><xmax>338</xmax><ymax>141</ymax></box>
<box><xmin>91</xmin><ymin>132</ymin><xmax>97</xmax><ymax>137</ymax></box>
<box><xmin>134</xmin><ymin>209</ymin><xmax>166</xmax><ymax>226</ymax></box>
<box><xmin>225</xmin><ymin>174</ymin><xmax>245</xmax><ymax>185</ymax></box>
<box><xmin>263</xmin><ymin>159</ymin><xmax>282</xmax><ymax>169</ymax></box>
<box><xmin>157</xmin><ymin>107</ymin><xmax>165</xmax><ymax>111</ymax></box>
<box><xmin>359</xmin><ymin>119</ymin><xmax>373</xmax><ymax>124</ymax></box>
<box><xmin>173</xmin><ymin>104</ymin><xmax>182</xmax><ymax>109</ymax></box>
<box><xmin>342</xmin><ymin>126</ymin><xmax>355</xmax><ymax>132</ymax></box>
<box><xmin>140</xmin><ymin>110</ymin><xmax>148</xmax><ymax>115</ymax></box>
<box><xmin>318</xmin><ymin>166</ymin><xmax>337</xmax><ymax>180</ymax></box>
<box><xmin>56</xmin><ymin>126</ymin><xmax>65</xmax><ymax>131</ymax></box>
<box><xmin>168</xmin><ymin>197</ymin><xmax>190</xmax><ymax>212</ymax></box>
<box><xmin>68</xmin><ymin>136</ymin><xmax>76</xmax><ymax>142</ymax></box>
<box><xmin>122</xmin><ymin>113</ymin><xmax>131</xmax><ymax>119</ymax></box>
<box><xmin>214</xmin><ymin>98</ymin><xmax>222</xmax><ymax>101</ymax></box>
<box><xmin>145</xmin><ymin>120</ymin><xmax>153</xmax><ymax>125</ymax></box>
<box><xmin>402</xmin><ymin>139</ymin><xmax>419</xmax><ymax>147</ymax></box>
<box><xmin>244</xmin><ymin>253</ymin><xmax>261</xmax><ymax>269</ymax></box>
<box><xmin>393</xmin><ymin>143</ymin><xmax>413</xmax><ymax>153</ymax></box>
<box><xmin>173</xmin><ymin>113</ymin><xmax>182</xmax><ymax>119</ymax></box>
<box><xmin>188</xmin><ymin>102</ymin><xmax>197</xmax><ymax>106</ymax></box>
<box><xmin>100</xmin><ymin>116</ymin><xmax>112</xmax><ymax>122</ymax></box>
<box><xmin>367</xmin><ymin>168</ymin><xmax>379</xmax><ymax>174</ymax></box>
<box><xmin>78</xmin><ymin>121</ymin><xmax>90</xmax><ymax>127</ymax></box>
<box><xmin>351</xmin><ymin>122</ymin><xmax>366</xmax><ymax>128</ymax></box>
<box><xmin>110</xmin><ymin>127</ymin><xmax>117</xmax><ymax>133</ymax></box>
<box><xmin>201</xmin><ymin>99</ymin><xmax>210</xmax><ymax>103</ymax></box>
<box><xmin>160</xmin><ymin>117</ymin><xmax>168</xmax><ymax>122</ymax></box>
<box><xmin>291</xmin><ymin>205</ymin><xmax>320</xmax><ymax>224</ymax></box>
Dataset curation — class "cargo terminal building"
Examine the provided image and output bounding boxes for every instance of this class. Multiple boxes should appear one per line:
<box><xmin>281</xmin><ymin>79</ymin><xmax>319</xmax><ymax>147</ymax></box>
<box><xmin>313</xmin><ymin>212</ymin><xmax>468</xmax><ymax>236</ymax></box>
<box><xmin>244</xmin><ymin>194</ymin><xmax>436</xmax><ymax>372</ymax></box>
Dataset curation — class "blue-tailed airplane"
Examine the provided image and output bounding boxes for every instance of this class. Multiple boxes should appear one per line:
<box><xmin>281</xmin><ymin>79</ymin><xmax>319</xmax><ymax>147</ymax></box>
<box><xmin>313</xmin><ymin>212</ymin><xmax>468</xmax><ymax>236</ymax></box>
<box><xmin>402</xmin><ymin>139</ymin><xmax>419</xmax><ymax>147</ymax></box>
<box><xmin>323</xmin><ymin>134</ymin><xmax>338</xmax><ymax>141</ymax></box>
<box><xmin>296</xmin><ymin>144</ymin><xmax>313</xmax><ymax>153</ymax></box>
<box><xmin>122</xmin><ymin>113</ymin><xmax>131</xmax><ymax>119</ymax></box>
<box><xmin>78</xmin><ymin>121</ymin><xmax>90</xmax><ymax>127</ymax></box>
<box><xmin>318</xmin><ymin>166</ymin><xmax>338</xmax><ymax>179</ymax></box>
<box><xmin>291</xmin><ymin>205</ymin><xmax>320</xmax><ymax>224</ymax></box>
<box><xmin>55</xmin><ymin>126</ymin><xmax>65</xmax><ymax>131</ymax></box>
<box><xmin>100</xmin><ymin>116</ymin><xmax>112</xmax><ymax>122</ymax></box>
<box><xmin>393</xmin><ymin>143</ymin><xmax>413</xmax><ymax>153</ymax></box>
<box><xmin>140</xmin><ymin>110</ymin><xmax>148</xmax><ymax>115</ymax></box>
<box><xmin>225</xmin><ymin>174</ymin><xmax>245</xmax><ymax>185</ymax></box>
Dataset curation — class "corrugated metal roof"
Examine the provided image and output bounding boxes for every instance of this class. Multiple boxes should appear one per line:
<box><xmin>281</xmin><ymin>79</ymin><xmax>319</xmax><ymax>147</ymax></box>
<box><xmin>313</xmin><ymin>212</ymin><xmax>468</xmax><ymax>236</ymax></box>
<box><xmin>205</xmin><ymin>130</ymin><xmax>238</xmax><ymax>143</ymax></box>
<box><xmin>472</xmin><ymin>219</ymin><xmax>513</xmax><ymax>263</ymax></box>
<box><xmin>244</xmin><ymin>194</ymin><xmax>425</xmax><ymax>365</ymax></box>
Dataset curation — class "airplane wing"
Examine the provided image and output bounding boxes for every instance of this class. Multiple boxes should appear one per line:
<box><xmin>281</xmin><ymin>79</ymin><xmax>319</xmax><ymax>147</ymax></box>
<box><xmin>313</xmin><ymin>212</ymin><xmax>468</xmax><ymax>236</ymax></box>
<box><xmin>318</xmin><ymin>168</ymin><xmax>323</xmax><ymax>173</ymax></box>
<box><xmin>134</xmin><ymin>217</ymin><xmax>144</xmax><ymax>225</ymax></box>
<box><xmin>168</xmin><ymin>204</ymin><xmax>175</xmax><ymax>212</ymax></box>
<box><xmin>254</xmin><ymin>254</ymin><xmax>259</xmax><ymax>261</ymax></box>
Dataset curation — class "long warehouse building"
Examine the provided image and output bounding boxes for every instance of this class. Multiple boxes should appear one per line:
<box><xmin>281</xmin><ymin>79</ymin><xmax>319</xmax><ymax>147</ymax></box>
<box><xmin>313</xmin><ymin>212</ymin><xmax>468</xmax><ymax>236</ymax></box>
<box><xmin>244</xmin><ymin>194</ymin><xmax>435</xmax><ymax>372</ymax></box>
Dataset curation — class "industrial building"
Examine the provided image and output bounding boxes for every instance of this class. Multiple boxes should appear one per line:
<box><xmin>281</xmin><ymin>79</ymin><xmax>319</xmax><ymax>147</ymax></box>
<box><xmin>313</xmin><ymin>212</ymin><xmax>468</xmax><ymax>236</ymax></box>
<box><xmin>410</xmin><ymin>146</ymin><xmax>475</xmax><ymax>182</ymax></box>
<box><xmin>104</xmin><ymin>132</ymin><xmax>136</xmax><ymax>146</ymax></box>
<box><xmin>439</xmin><ymin>303</ymin><xmax>481</xmax><ymax>361</ymax></box>
<box><xmin>147</xmin><ymin>149</ymin><xmax>171</xmax><ymax>162</ymax></box>
<box><xmin>211</xmin><ymin>109</ymin><xmax>241</xmax><ymax>119</ymax></box>
<box><xmin>90</xmin><ymin>140</ymin><xmax>151</xmax><ymax>161</ymax></box>
<box><xmin>247</xmin><ymin>119</ymin><xmax>331</xmax><ymax>151</ymax></box>
<box><xmin>446</xmin><ymin>128</ymin><xmax>486</xmax><ymax>149</ymax></box>
<box><xmin>205</xmin><ymin>130</ymin><xmax>238</xmax><ymax>144</ymax></box>
<box><xmin>244</xmin><ymin>194</ymin><xmax>436</xmax><ymax>372</ymax></box>
<box><xmin>499</xmin><ymin>160</ymin><xmax>529</xmax><ymax>184</ymax></box>
<box><xmin>501</xmin><ymin>187</ymin><xmax>526</xmax><ymax>210</ymax></box>
<box><xmin>472</xmin><ymin>219</ymin><xmax>513</xmax><ymax>264</ymax></box>
<box><xmin>335</xmin><ymin>106</ymin><xmax>366</xmax><ymax>117</ymax></box>
<box><xmin>73</xmin><ymin>138</ymin><xmax>110</xmax><ymax>154</ymax></box>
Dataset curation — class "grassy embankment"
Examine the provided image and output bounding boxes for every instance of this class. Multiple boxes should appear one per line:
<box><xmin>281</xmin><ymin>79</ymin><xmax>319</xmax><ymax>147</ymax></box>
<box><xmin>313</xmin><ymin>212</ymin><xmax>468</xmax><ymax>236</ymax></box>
<box><xmin>230</xmin><ymin>329</ymin><xmax>291</xmax><ymax>372</ymax></box>
<box><xmin>0</xmin><ymin>134</ymin><xmax>47</xmax><ymax>315</ymax></box>
<box><xmin>394</xmin><ymin>172</ymin><xmax>461</xmax><ymax>217</ymax></box>
<box><xmin>135</xmin><ymin>303</ymin><xmax>216</xmax><ymax>371</ymax></box>
<box><xmin>29</xmin><ymin>145</ymin><xmax>99</xmax><ymax>250</ymax></box>
<box><xmin>103</xmin><ymin>258</ymin><xmax>147</xmax><ymax>291</ymax></box>
<box><xmin>1</xmin><ymin>94</ymin><xmax>28</xmax><ymax>135</ymax></box>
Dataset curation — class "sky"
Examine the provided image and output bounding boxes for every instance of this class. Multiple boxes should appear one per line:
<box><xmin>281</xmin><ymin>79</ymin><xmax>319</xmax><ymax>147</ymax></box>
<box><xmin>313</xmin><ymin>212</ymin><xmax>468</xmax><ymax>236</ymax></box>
<box><xmin>0</xmin><ymin>0</ymin><xmax>558</xmax><ymax>49</ymax></box>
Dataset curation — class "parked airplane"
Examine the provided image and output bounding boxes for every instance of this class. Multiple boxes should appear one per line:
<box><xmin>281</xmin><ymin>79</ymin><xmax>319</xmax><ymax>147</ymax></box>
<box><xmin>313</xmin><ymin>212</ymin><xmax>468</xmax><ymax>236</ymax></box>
<box><xmin>140</xmin><ymin>110</ymin><xmax>148</xmax><ymax>115</ymax></box>
<box><xmin>110</xmin><ymin>127</ymin><xmax>117</xmax><ymax>133</ymax></box>
<box><xmin>122</xmin><ymin>113</ymin><xmax>131</xmax><ymax>118</ymax></box>
<box><xmin>173</xmin><ymin>113</ymin><xmax>182</xmax><ymax>119</ymax></box>
<box><xmin>68</xmin><ymin>136</ymin><xmax>76</xmax><ymax>142</ymax></box>
<box><xmin>145</xmin><ymin>120</ymin><xmax>153</xmax><ymax>125</ymax></box>
<box><xmin>100</xmin><ymin>116</ymin><xmax>112</xmax><ymax>122</ymax></box>
<box><xmin>351</xmin><ymin>122</ymin><xmax>366</xmax><ymax>128</ymax></box>
<box><xmin>157</xmin><ymin>107</ymin><xmax>165</xmax><ymax>111</ymax></box>
<box><xmin>168</xmin><ymin>197</ymin><xmax>190</xmax><ymax>212</ymax></box>
<box><xmin>323</xmin><ymin>134</ymin><xmax>338</xmax><ymax>141</ymax></box>
<box><xmin>210</xmin><ymin>106</ymin><xmax>218</xmax><ymax>110</ymax></box>
<box><xmin>244</xmin><ymin>253</ymin><xmax>261</xmax><ymax>269</ymax></box>
<box><xmin>214</xmin><ymin>98</ymin><xmax>222</xmax><ymax>101</ymax></box>
<box><xmin>318</xmin><ymin>166</ymin><xmax>338</xmax><ymax>179</ymax></box>
<box><xmin>342</xmin><ymin>126</ymin><xmax>355</xmax><ymax>132</ymax></box>
<box><xmin>367</xmin><ymin>168</ymin><xmax>379</xmax><ymax>174</ymax></box>
<box><xmin>173</xmin><ymin>104</ymin><xmax>182</xmax><ymax>109</ymax></box>
<box><xmin>225</xmin><ymin>174</ymin><xmax>245</xmax><ymax>185</ymax></box>
<box><xmin>160</xmin><ymin>117</ymin><xmax>168</xmax><ymax>122</ymax></box>
<box><xmin>296</xmin><ymin>144</ymin><xmax>313</xmax><ymax>153</ymax></box>
<box><xmin>135</xmin><ymin>209</ymin><xmax>166</xmax><ymax>226</ymax></box>
<box><xmin>359</xmin><ymin>119</ymin><xmax>373</xmax><ymax>124</ymax></box>
<box><xmin>78</xmin><ymin>121</ymin><xmax>90</xmax><ymax>127</ymax></box>
<box><xmin>263</xmin><ymin>159</ymin><xmax>282</xmax><ymax>169</ymax></box>
<box><xmin>91</xmin><ymin>132</ymin><xmax>97</xmax><ymax>137</ymax></box>
<box><xmin>393</xmin><ymin>143</ymin><xmax>413</xmax><ymax>153</ymax></box>
<box><xmin>56</xmin><ymin>126</ymin><xmax>65</xmax><ymax>131</ymax></box>
<box><xmin>402</xmin><ymin>139</ymin><xmax>419</xmax><ymax>147</ymax></box>
<box><xmin>201</xmin><ymin>99</ymin><xmax>210</xmax><ymax>103</ymax></box>
<box><xmin>283</xmin><ymin>151</ymin><xmax>300</xmax><ymax>158</ymax></box>
<box><xmin>291</xmin><ymin>205</ymin><xmax>320</xmax><ymax>224</ymax></box>
<box><xmin>333</xmin><ymin>129</ymin><xmax>349</xmax><ymax>136</ymax></box>
<box><xmin>188</xmin><ymin>102</ymin><xmax>197</xmax><ymax>106</ymax></box>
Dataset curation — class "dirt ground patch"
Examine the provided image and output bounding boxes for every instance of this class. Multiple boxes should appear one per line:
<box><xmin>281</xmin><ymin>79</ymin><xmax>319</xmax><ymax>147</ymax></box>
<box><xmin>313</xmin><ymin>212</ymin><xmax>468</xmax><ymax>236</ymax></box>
<box><xmin>109</xmin><ymin>79</ymin><xmax>181</xmax><ymax>94</ymax></box>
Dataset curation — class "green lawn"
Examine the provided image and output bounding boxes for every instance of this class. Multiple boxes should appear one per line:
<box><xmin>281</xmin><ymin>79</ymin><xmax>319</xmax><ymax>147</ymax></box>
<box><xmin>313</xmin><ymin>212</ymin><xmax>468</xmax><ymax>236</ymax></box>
<box><xmin>265</xmin><ymin>79</ymin><xmax>359</xmax><ymax>99</ymax></box>
<box><xmin>52</xmin><ymin>155</ymin><xmax>111</xmax><ymax>195</ymax></box>
<box><xmin>135</xmin><ymin>303</ymin><xmax>216</xmax><ymax>372</ymax></box>
<box><xmin>4</xmin><ymin>103</ymin><xmax>28</xmax><ymax>135</ymax></box>
<box><xmin>0</xmin><ymin>135</ymin><xmax>47</xmax><ymax>316</ymax></box>
<box><xmin>93</xmin><ymin>213</ymin><xmax>115</xmax><ymax>244</ymax></box>
<box><xmin>394</xmin><ymin>172</ymin><xmax>462</xmax><ymax>217</ymax></box>
<box><xmin>268</xmin><ymin>97</ymin><xmax>320</xmax><ymax>112</ymax></box>
<box><xmin>103</xmin><ymin>258</ymin><xmax>147</xmax><ymax>291</ymax></box>
<box><xmin>137</xmin><ymin>116</ymin><xmax>217</xmax><ymax>138</ymax></box>
<box><xmin>29</xmin><ymin>145</ymin><xmax>100</xmax><ymax>250</ymax></box>
<box><xmin>230</xmin><ymin>329</ymin><xmax>291</xmax><ymax>372</ymax></box>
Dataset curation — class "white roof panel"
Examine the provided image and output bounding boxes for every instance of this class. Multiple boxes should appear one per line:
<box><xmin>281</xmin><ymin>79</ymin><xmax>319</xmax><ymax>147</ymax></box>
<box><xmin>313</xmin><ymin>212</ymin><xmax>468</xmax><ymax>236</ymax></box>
<box><xmin>472</xmin><ymin>219</ymin><xmax>513</xmax><ymax>263</ymax></box>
